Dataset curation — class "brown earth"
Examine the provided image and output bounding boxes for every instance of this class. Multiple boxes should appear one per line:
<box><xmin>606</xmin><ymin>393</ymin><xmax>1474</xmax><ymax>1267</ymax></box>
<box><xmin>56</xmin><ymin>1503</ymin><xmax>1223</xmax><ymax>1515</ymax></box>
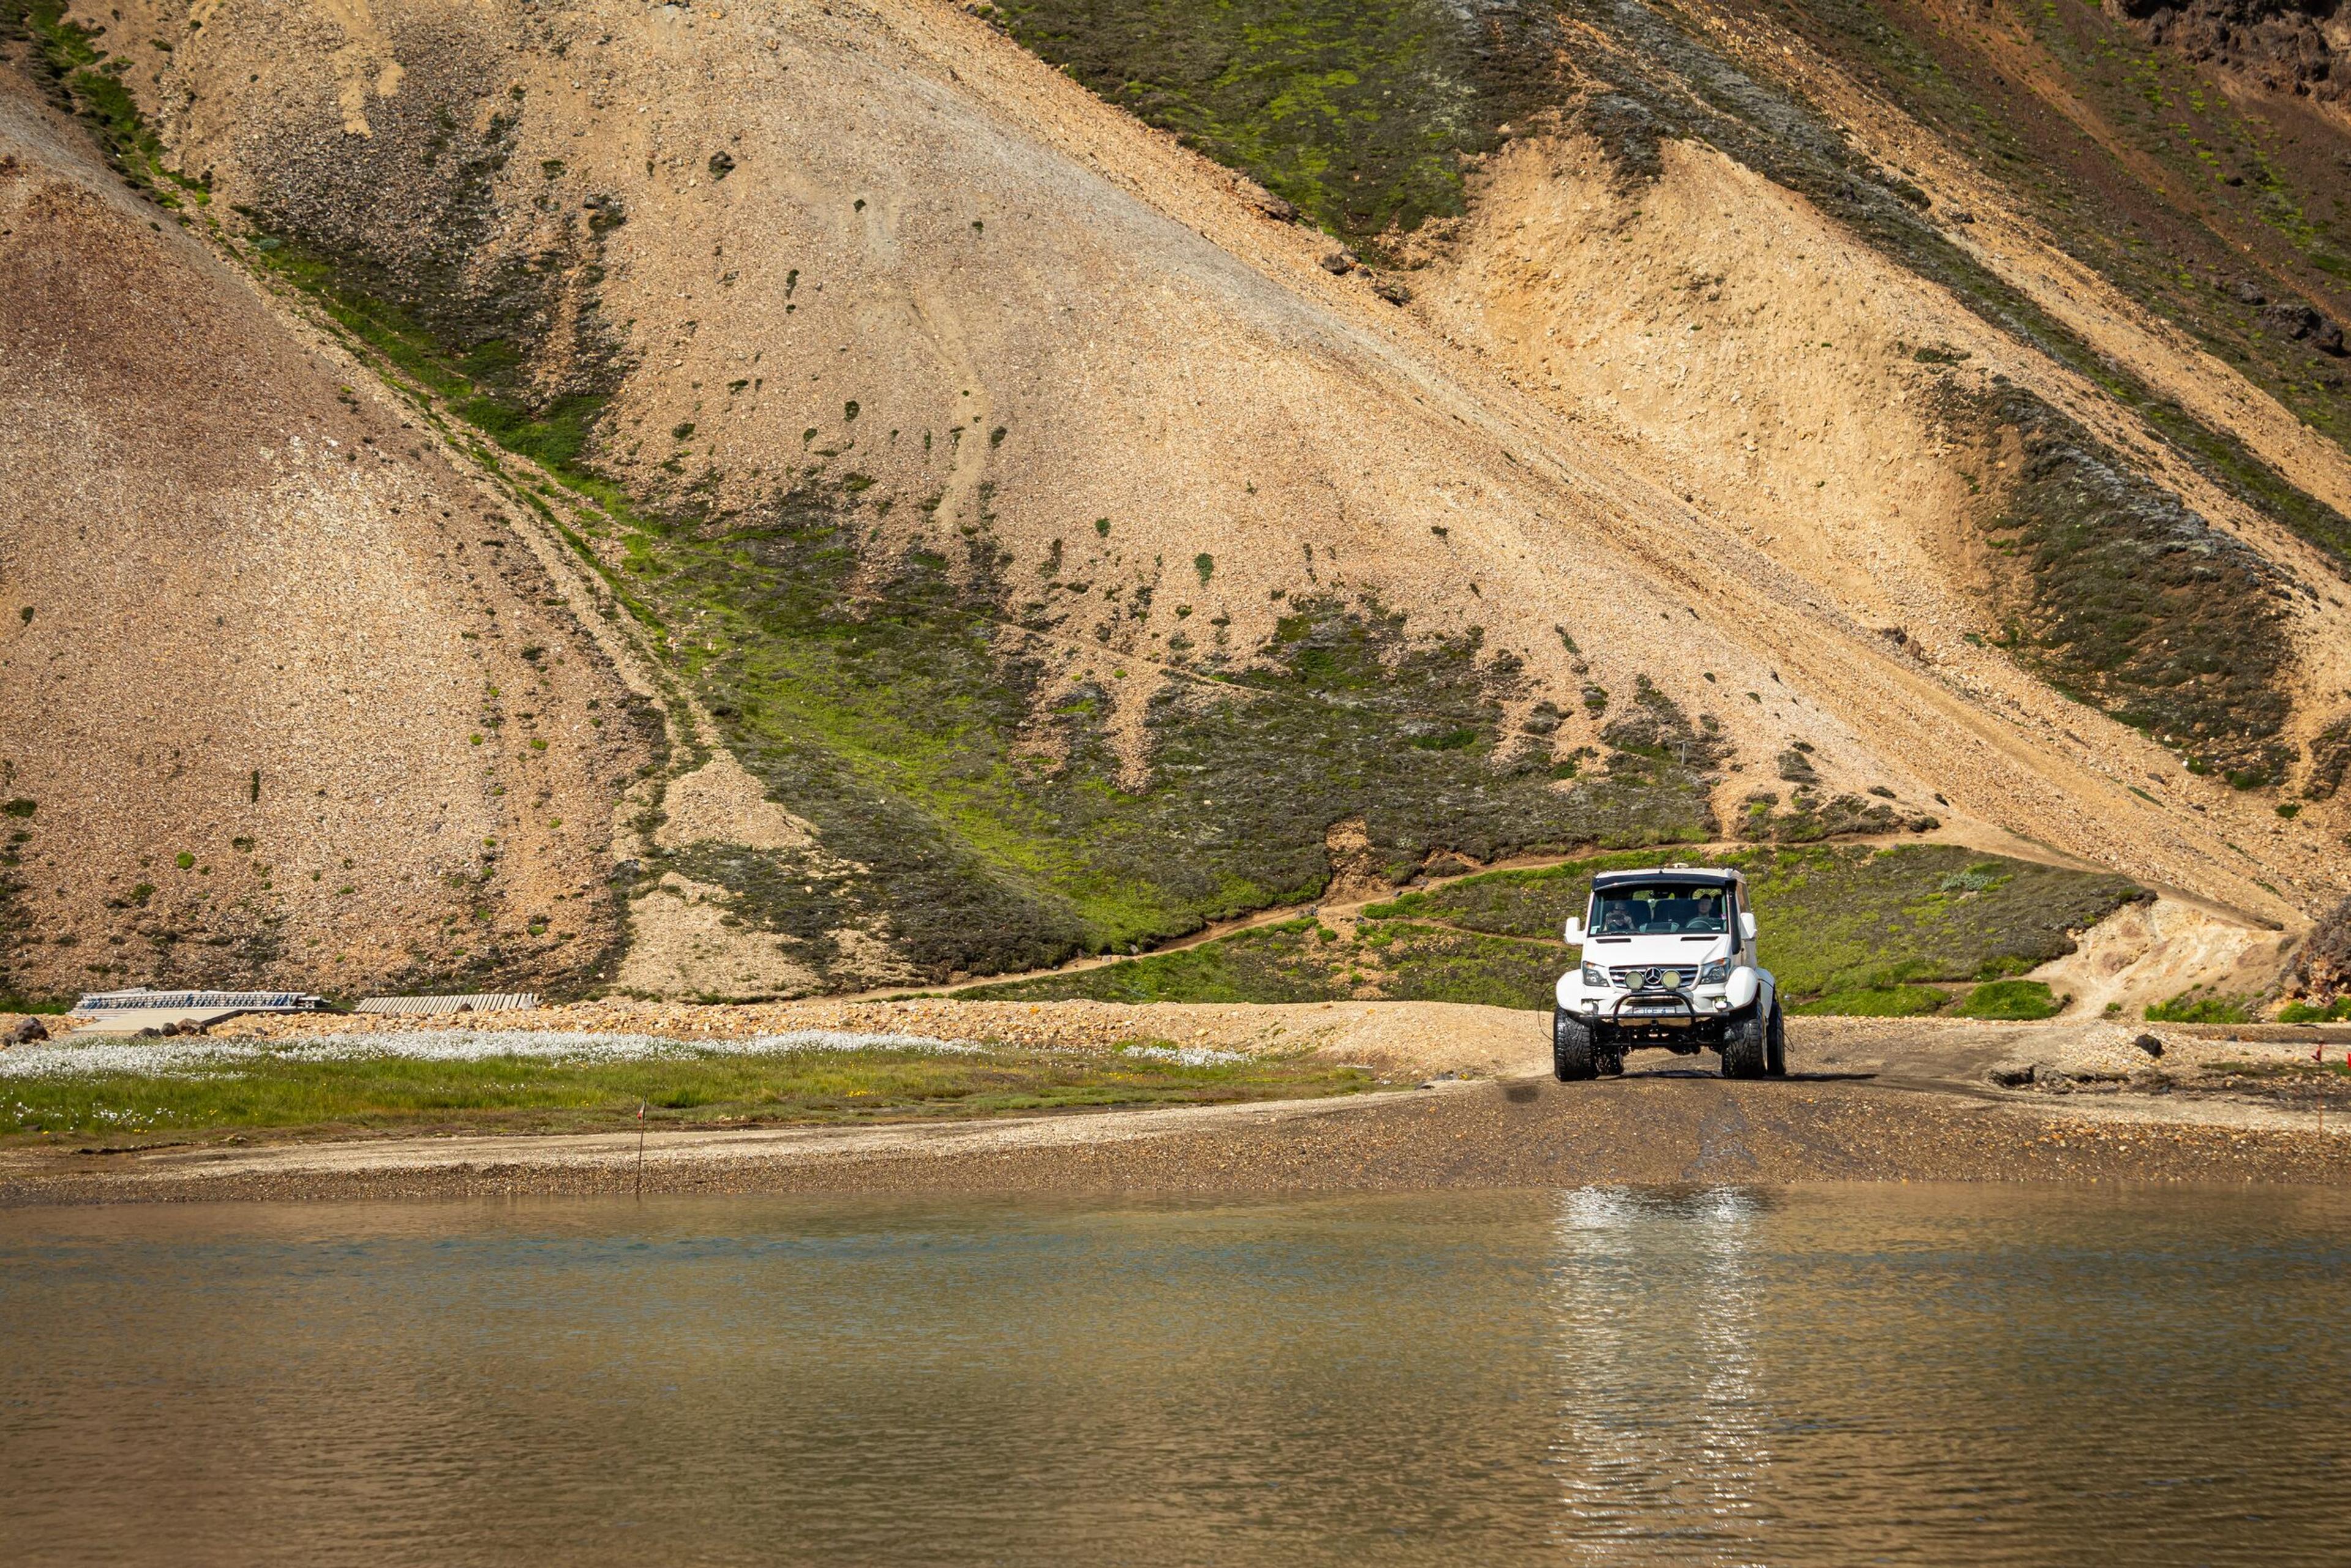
<box><xmin>4</xmin><ymin>0</ymin><xmax>2349</xmax><ymax>1002</ymax></box>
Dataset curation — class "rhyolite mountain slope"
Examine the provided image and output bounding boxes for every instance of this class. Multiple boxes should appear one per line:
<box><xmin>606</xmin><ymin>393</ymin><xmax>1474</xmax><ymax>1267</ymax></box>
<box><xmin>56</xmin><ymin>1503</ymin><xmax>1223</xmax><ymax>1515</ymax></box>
<box><xmin>0</xmin><ymin>75</ymin><xmax>662</xmax><ymax>1004</ymax></box>
<box><xmin>1</xmin><ymin>0</ymin><xmax>2346</xmax><ymax>1007</ymax></box>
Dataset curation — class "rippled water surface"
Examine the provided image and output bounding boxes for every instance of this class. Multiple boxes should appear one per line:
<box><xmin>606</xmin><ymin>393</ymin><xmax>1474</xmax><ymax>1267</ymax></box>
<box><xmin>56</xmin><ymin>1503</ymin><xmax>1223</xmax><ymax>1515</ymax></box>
<box><xmin>5</xmin><ymin>1184</ymin><xmax>2347</xmax><ymax>1566</ymax></box>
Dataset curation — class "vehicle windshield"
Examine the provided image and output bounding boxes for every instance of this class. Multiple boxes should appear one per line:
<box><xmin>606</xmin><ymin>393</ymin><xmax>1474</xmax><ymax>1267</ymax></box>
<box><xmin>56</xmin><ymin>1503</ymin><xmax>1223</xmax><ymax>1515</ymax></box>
<box><xmin>1590</xmin><ymin>885</ymin><xmax>1731</xmax><ymax>935</ymax></box>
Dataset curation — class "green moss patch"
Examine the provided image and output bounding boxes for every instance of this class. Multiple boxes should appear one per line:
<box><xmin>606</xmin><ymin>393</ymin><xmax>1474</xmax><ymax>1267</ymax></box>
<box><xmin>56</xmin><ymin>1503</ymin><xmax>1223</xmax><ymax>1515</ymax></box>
<box><xmin>1954</xmin><ymin>978</ymin><xmax>2064</xmax><ymax>1020</ymax></box>
<box><xmin>2145</xmin><ymin>988</ymin><xmax>2256</xmax><ymax>1024</ymax></box>
<box><xmin>1788</xmin><ymin>985</ymin><xmax>1949</xmax><ymax>1018</ymax></box>
<box><xmin>992</xmin><ymin>0</ymin><xmax>1560</xmax><ymax>253</ymax></box>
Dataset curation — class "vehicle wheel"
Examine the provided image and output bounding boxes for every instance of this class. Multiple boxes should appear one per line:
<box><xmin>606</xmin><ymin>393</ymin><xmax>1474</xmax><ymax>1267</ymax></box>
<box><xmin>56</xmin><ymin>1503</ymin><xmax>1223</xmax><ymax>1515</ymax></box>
<box><xmin>1720</xmin><ymin>1008</ymin><xmax>1768</xmax><ymax>1079</ymax></box>
<box><xmin>1553</xmin><ymin>1008</ymin><xmax>1597</xmax><ymax>1081</ymax></box>
<box><xmin>1766</xmin><ymin>1003</ymin><xmax>1788</xmax><ymax>1078</ymax></box>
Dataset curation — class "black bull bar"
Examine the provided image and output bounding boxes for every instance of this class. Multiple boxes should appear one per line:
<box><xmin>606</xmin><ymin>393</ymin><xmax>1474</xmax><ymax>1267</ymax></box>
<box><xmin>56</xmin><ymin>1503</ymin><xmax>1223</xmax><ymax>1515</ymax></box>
<box><xmin>1607</xmin><ymin>989</ymin><xmax>1700</xmax><ymax>1027</ymax></box>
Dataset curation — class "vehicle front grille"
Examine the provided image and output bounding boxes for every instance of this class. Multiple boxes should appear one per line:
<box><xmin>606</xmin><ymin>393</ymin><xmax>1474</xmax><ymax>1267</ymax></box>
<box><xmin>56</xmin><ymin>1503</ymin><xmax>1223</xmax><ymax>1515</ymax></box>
<box><xmin>1609</xmin><ymin>965</ymin><xmax>1695</xmax><ymax>991</ymax></box>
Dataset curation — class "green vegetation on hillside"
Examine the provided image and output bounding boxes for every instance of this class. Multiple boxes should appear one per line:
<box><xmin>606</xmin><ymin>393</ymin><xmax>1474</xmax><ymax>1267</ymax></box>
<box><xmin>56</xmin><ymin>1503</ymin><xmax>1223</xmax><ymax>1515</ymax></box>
<box><xmin>954</xmin><ymin>843</ymin><xmax>2146</xmax><ymax>1011</ymax></box>
<box><xmin>653</xmin><ymin>518</ymin><xmax>1713</xmax><ymax>978</ymax></box>
<box><xmin>1967</xmin><ymin>388</ymin><xmax>2295</xmax><ymax>784</ymax></box>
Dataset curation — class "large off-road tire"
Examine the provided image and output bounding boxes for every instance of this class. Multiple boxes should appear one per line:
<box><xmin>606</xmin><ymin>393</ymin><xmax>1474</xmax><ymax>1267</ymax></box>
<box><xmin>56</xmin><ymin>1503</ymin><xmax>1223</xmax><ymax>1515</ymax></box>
<box><xmin>1720</xmin><ymin>1008</ymin><xmax>1768</xmax><ymax>1079</ymax></box>
<box><xmin>1766</xmin><ymin>1002</ymin><xmax>1788</xmax><ymax>1078</ymax></box>
<box><xmin>1553</xmin><ymin>1008</ymin><xmax>1597</xmax><ymax>1081</ymax></box>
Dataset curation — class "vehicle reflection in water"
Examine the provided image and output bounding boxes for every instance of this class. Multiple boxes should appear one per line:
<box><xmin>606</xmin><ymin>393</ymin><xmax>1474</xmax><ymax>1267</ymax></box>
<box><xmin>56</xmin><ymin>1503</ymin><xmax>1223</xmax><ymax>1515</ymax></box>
<box><xmin>1548</xmin><ymin>1187</ymin><xmax>1772</xmax><ymax>1564</ymax></box>
<box><xmin>3</xmin><ymin>1184</ymin><xmax>2349</xmax><ymax>1566</ymax></box>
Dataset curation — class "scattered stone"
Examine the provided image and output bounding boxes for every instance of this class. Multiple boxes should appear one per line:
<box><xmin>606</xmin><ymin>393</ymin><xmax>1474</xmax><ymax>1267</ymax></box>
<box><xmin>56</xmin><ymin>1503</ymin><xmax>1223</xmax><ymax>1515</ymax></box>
<box><xmin>7</xmin><ymin>1016</ymin><xmax>48</xmax><ymax>1044</ymax></box>
<box><xmin>1372</xmin><ymin>279</ymin><xmax>1412</xmax><ymax>306</ymax></box>
<box><xmin>2232</xmin><ymin>279</ymin><xmax>2267</xmax><ymax>306</ymax></box>
<box><xmin>2134</xmin><ymin>1032</ymin><xmax>2164</xmax><ymax>1058</ymax></box>
<box><xmin>1319</xmin><ymin>249</ymin><xmax>1357</xmax><ymax>275</ymax></box>
<box><xmin>1985</xmin><ymin>1059</ymin><xmax>2036</xmax><ymax>1087</ymax></box>
<box><xmin>1945</xmin><ymin>207</ymin><xmax>1974</xmax><ymax>224</ymax></box>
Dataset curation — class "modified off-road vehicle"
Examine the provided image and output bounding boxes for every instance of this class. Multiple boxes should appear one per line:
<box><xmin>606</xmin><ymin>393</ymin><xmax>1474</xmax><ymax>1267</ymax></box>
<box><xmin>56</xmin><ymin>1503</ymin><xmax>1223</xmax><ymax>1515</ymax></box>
<box><xmin>1552</xmin><ymin>866</ymin><xmax>1785</xmax><ymax>1081</ymax></box>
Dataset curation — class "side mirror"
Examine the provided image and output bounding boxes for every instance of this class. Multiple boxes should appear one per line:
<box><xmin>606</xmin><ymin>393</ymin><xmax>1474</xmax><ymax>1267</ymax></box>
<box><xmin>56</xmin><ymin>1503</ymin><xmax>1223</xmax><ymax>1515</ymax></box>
<box><xmin>1739</xmin><ymin>911</ymin><xmax>1758</xmax><ymax>942</ymax></box>
<box><xmin>1562</xmin><ymin>918</ymin><xmax>1586</xmax><ymax>947</ymax></box>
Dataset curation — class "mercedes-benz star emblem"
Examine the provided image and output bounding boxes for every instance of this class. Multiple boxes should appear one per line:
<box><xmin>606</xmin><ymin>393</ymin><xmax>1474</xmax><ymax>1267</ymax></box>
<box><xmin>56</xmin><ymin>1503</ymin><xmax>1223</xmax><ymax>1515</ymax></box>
<box><xmin>1644</xmin><ymin>969</ymin><xmax>1662</xmax><ymax>988</ymax></box>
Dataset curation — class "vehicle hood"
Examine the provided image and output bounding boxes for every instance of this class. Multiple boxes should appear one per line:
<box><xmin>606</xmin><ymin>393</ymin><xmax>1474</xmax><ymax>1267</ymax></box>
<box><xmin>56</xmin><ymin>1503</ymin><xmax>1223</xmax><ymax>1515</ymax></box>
<box><xmin>1580</xmin><ymin>936</ymin><xmax>1735</xmax><ymax>975</ymax></box>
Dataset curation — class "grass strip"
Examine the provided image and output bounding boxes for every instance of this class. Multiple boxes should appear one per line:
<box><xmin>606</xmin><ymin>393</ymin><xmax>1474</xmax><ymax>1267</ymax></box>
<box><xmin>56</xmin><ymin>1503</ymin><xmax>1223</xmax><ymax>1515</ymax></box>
<box><xmin>0</xmin><ymin>1031</ymin><xmax>1372</xmax><ymax>1140</ymax></box>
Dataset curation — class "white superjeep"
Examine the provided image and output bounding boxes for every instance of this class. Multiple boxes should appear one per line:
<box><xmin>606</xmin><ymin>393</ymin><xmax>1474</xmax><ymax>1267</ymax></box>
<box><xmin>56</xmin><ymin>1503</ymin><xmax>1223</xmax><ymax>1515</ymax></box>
<box><xmin>1552</xmin><ymin>866</ymin><xmax>1785</xmax><ymax>1081</ymax></box>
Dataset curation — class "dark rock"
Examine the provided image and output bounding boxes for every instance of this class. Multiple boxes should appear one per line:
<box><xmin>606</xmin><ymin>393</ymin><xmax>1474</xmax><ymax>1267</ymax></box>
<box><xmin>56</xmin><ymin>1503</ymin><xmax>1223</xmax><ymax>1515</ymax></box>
<box><xmin>2133</xmin><ymin>1032</ymin><xmax>2164</xmax><ymax>1057</ymax></box>
<box><xmin>1945</xmin><ymin>208</ymin><xmax>1974</xmax><ymax>224</ymax></box>
<box><xmin>7</xmin><ymin>1016</ymin><xmax>48</xmax><ymax>1044</ymax></box>
<box><xmin>1373</xmin><ymin>279</ymin><xmax>1412</xmax><ymax>306</ymax></box>
<box><xmin>707</xmin><ymin>151</ymin><xmax>736</xmax><ymax>180</ymax></box>
<box><xmin>1985</xmin><ymin>1060</ymin><xmax>2036</xmax><ymax>1087</ymax></box>
<box><xmin>2232</xmin><ymin>279</ymin><xmax>2267</xmax><ymax>306</ymax></box>
<box><xmin>1319</xmin><ymin>249</ymin><xmax>1357</xmax><ymax>275</ymax></box>
<box><xmin>2261</xmin><ymin>300</ymin><xmax>2321</xmax><ymax>340</ymax></box>
<box><xmin>2113</xmin><ymin>0</ymin><xmax>2350</xmax><ymax>110</ymax></box>
<box><xmin>2290</xmin><ymin>895</ymin><xmax>2351</xmax><ymax>1007</ymax></box>
<box><xmin>1248</xmin><ymin>190</ymin><xmax>1299</xmax><ymax>223</ymax></box>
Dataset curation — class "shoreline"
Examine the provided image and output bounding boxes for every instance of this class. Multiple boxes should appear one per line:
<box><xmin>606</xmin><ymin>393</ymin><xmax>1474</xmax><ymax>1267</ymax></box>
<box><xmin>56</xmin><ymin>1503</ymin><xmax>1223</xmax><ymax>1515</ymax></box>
<box><xmin>4</xmin><ymin>1003</ymin><xmax>2347</xmax><ymax>1206</ymax></box>
<box><xmin>6</xmin><ymin>1070</ymin><xmax>2346</xmax><ymax>1207</ymax></box>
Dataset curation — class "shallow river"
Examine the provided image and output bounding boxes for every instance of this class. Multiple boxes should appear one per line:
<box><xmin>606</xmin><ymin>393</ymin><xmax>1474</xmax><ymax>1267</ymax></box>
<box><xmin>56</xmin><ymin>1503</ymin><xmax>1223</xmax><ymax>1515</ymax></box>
<box><xmin>4</xmin><ymin>1184</ymin><xmax>2347</xmax><ymax>1566</ymax></box>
